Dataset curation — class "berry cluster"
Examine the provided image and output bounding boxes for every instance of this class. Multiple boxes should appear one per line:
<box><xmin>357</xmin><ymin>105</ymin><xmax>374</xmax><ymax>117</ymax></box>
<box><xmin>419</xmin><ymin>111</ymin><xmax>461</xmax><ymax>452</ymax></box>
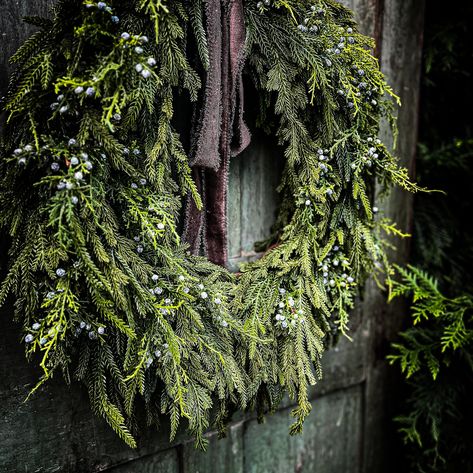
<box><xmin>318</xmin><ymin>245</ymin><xmax>356</xmax><ymax>294</ymax></box>
<box><xmin>274</xmin><ymin>288</ymin><xmax>306</xmax><ymax>334</ymax></box>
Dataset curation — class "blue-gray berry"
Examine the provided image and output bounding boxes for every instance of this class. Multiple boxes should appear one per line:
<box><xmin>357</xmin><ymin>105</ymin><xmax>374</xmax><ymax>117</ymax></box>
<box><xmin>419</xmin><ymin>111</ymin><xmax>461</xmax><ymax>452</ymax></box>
<box><xmin>56</xmin><ymin>268</ymin><xmax>66</xmax><ymax>277</ymax></box>
<box><xmin>25</xmin><ymin>334</ymin><xmax>34</xmax><ymax>343</ymax></box>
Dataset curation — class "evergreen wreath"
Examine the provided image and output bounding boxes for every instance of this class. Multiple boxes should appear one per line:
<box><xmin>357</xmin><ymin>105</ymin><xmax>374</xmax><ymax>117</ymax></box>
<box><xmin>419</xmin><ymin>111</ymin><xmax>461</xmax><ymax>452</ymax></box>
<box><xmin>0</xmin><ymin>0</ymin><xmax>419</xmax><ymax>448</ymax></box>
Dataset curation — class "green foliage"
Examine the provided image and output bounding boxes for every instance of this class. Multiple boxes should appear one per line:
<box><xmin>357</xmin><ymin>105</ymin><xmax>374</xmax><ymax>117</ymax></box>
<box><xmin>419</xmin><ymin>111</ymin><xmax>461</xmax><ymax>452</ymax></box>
<box><xmin>389</xmin><ymin>266</ymin><xmax>473</xmax><ymax>378</ymax></box>
<box><xmin>0</xmin><ymin>0</ymin><xmax>413</xmax><ymax>447</ymax></box>
<box><xmin>235</xmin><ymin>0</ymin><xmax>418</xmax><ymax>432</ymax></box>
<box><xmin>388</xmin><ymin>2</ymin><xmax>473</xmax><ymax>471</ymax></box>
<box><xmin>389</xmin><ymin>266</ymin><xmax>473</xmax><ymax>471</ymax></box>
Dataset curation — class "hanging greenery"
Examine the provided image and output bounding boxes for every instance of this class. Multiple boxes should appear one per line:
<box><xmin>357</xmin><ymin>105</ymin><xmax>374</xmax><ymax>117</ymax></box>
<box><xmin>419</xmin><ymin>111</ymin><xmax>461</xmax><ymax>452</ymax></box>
<box><xmin>0</xmin><ymin>0</ymin><xmax>419</xmax><ymax>448</ymax></box>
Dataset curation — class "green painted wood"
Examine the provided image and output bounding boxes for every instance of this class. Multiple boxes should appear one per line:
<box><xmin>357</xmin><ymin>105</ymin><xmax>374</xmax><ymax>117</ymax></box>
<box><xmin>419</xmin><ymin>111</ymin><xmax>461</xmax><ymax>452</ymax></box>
<box><xmin>243</xmin><ymin>386</ymin><xmax>363</xmax><ymax>473</ymax></box>
<box><xmin>0</xmin><ymin>314</ymin><xmax>189</xmax><ymax>473</ymax></box>
<box><xmin>110</xmin><ymin>448</ymin><xmax>178</xmax><ymax>473</ymax></box>
<box><xmin>228</xmin><ymin>130</ymin><xmax>283</xmax><ymax>269</ymax></box>
<box><xmin>228</xmin><ymin>159</ymin><xmax>242</xmax><ymax>259</ymax></box>
<box><xmin>182</xmin><ymin>422</ymin><xmax>244</xmax><ymax>473</ymax></box>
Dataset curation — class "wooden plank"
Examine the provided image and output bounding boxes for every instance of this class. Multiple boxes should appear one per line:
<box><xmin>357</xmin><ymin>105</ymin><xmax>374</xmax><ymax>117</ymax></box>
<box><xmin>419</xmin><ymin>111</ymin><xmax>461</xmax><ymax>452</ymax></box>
<box><xmin>243</xmin><ymin>385</ymin><xmax>363</xmax><ymax>473</ymax></box>
<box><xmin>228</xmin><ymin>159</ymin><xmax>242</xmax><ymax>260</ymax></box>
<box><xmin>109</xmin><ymin>448</ymin><xmax>178</xmax><ymax>473</ymax></box>
<box><xmin>360</xmin><ymin>1</ymin><xmax>425</xmax><ymax>471</ymax></box>
<box><xmin>351</xmin><ymin>0</ymin><xmax>383</xmax><ymax>45</ymax></box>
<box><xmin>273</xmin><ymin>305</ymin><xmax>366</xmax><ymax>414</ymax></box>
<box><xmin>0</xmin><ymin>313</ymin><xmax>174</xmax><ymax>473</ymax></box>
<box><xmin>182</xmin><ymin>422</ymin><xmax>244</xmax><ymax>473</ymax></box>
<box><xmin>239</xmin><ymin>131</ymin><xmax>282</xmax><ymax>255</ymax></box>
<box><xmin>228</xmin><ymin>130</ymin><xmax>283</xmax><ymax>268</ymax></box>
<box><xmin>0</xmin><ymin>0</ymin><xmax>54</xmax><ymax>96</ymax></box>
<box><xmin>315</xmin><ymin>305</ymin><xmax>367</xmax><ymax>396</ymax></box>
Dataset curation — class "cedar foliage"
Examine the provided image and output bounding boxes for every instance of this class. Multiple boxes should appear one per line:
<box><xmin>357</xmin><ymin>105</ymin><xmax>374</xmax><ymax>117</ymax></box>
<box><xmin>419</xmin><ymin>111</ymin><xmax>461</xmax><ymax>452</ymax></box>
<box><xmin>0</xmin><ymin>0</ymin><xmax>416</xmax><ymax>447</ymax></box>
<box><xmin>388</xmin><ymin>2</ymin><xmax>473</xmax><ymax>470</ymax></box>
<box><xmin>389</xmin><ymin>267</ymin><xmax>473</xmax><ymax>472</ymax></box>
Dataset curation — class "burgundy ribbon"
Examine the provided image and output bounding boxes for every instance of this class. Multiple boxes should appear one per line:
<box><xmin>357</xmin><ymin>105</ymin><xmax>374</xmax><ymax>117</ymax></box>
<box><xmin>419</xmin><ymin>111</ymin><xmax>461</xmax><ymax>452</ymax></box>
<box><xmin>183</xmin><ymin>0</ymin><xmax>250</xmax><ymax>266</ymax></box>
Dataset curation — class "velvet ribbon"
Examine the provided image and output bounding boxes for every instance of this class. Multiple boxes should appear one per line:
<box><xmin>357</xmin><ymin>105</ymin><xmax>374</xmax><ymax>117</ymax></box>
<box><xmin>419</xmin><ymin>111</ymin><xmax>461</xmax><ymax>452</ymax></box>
<box><xmin>182</xmin><ymin>0</ymin><xmax>251</xmax><ymax>266</ymax></box>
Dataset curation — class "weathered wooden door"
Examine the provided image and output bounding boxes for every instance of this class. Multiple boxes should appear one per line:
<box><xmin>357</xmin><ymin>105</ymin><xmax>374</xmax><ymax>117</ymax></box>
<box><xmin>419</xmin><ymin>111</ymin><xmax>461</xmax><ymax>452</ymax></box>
<box><xmin>0</xmin><ymin>1</ymin><xmax>424</xmax><ymax>471</ymax></box>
